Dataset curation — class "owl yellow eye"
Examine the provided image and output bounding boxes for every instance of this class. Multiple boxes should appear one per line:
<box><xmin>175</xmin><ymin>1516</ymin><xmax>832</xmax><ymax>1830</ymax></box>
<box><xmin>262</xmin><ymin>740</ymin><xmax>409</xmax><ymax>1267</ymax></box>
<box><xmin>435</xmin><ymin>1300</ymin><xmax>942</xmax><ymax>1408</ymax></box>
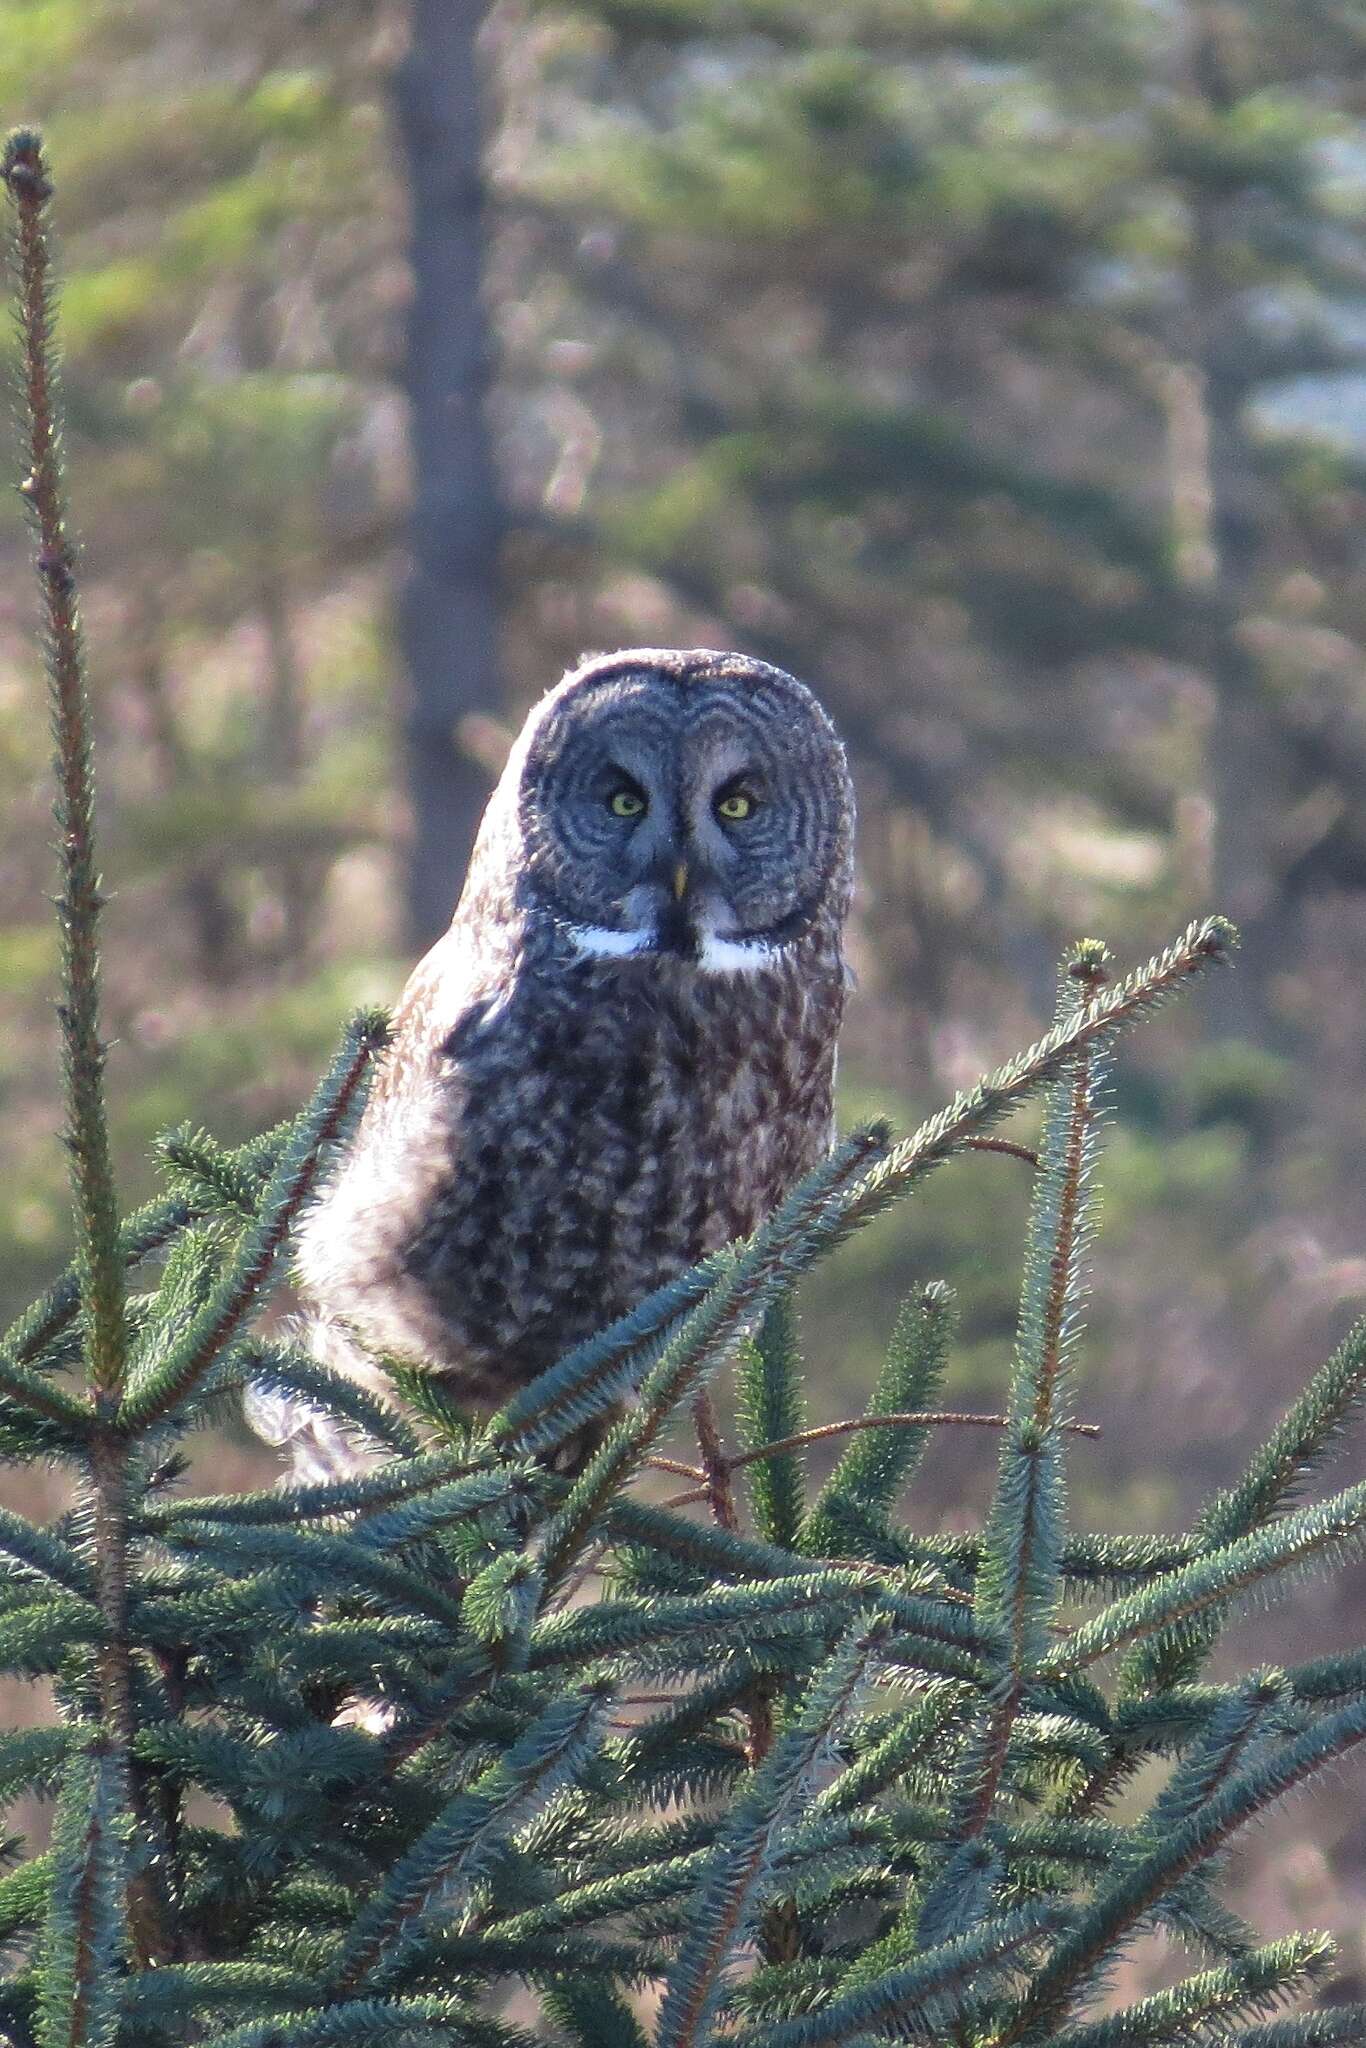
<box><xmin>609</xmin><ymin>788</ymin><xmax>646</xmax><ymax>819</ymax></box>
<box><xmin>715</xmin><ymin>791</ymin><xmax>756</xmax><ymax>822</ymax></box>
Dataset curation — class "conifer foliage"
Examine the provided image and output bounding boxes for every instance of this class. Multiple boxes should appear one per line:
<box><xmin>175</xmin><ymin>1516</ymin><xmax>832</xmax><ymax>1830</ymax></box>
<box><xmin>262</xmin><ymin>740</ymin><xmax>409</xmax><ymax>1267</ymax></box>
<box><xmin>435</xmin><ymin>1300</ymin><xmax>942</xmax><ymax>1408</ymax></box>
<box><xmin>4</xmin><ymin>137</ymin><xmax>1366</xmax><ymax>2048</ymax></box>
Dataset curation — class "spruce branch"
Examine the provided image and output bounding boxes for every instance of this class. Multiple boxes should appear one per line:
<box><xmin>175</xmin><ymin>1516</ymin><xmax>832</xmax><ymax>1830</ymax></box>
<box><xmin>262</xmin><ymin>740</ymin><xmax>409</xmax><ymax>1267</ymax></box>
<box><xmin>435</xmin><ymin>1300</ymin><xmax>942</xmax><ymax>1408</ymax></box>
<box><xmin>333</xmin><ymin>1679</ymin><xmax>613</xmax><ymax>1992</ymax></box>
<box><xmin>488</xmin><ymin>1251</ymin><xmax>731</xmax><ymax>1454</ymax></box>
<box><xmin>1289</xmin><ymin>1644</ymin><xmax>1366</xmax><ymax>1706</ymax></box>
<box><xmin>954</xmin><ymin>947</ymin><xmax>1108</xmax><ymax>1856</ymax></box>
<box><xmin>1039</xmin><ymin>1470</ymin><xmax>1366</xmax><ymax>1678</ymax></box>
<box><xmin>997</xmin><ymin>1694</ymin><xmax>1366</xmax><ymax>2045</ymax></box>
<box><xmin>529</xmin><ymin>1570</ymin><xmax>989</xmax><ymax>1683</ymax></box>
<box><xmin>1130</xmin><ymin>1311</ymin><xmax>1366</xmax><ymax>1694</ymax></box>
<box><xmin>656</xmin><ymin>1615</ymin><xmax>893</xmax><ymax>2048</ymax></box>
<box><xmin>0</xmin><ymin>1120</ymin><xmax>287</xmax><ymax>1371</ymax></box>
<box><xmin>737</xmin><ymin>1292</ymin><xmax>806</xmax><ymax>1549</ymax></box>
<box><xmin>156</xmin><ymin>1519</ymin><xmax>470</xmax><ymax>1632</ymax></box>
<box><xmin>689</xmin><ymin>1379</ymin><xmax>784</xmax><ymax>1882</ymax></box>
<box><xmin>153</xmin><ymin>1123</ymin><xmax>274</xmax><ymax>1219</ymax></box>
<box><xmin>0</xmin><ymin>1726</ymin><xmax>71</xmax><ymax>1806</ymax></box>
<box><xmin>1045</xmin><ymin>1933</ymin><xmax>1337</xmax><ymax>2048</ymax></box>
<box><xmin>730</xmin><ymin>1898</ymin><xmax>1064</xmax><ymax>2048</ymax></box>
<box><xmin>235</xmin><ymin>1335</ymin><xmax>422</xmax><ymax>1459</ymax></box>
<box><xmin>826</xmin><ymin>918</ymin><xmax>1232</xmax><ymax>1245</ymax></box>
<box><xmin>0</xmin><ymin>1596</ymin><xmax>102</xmax><ymax>1679</ymax></box>
<box><xmin>0</xmin><ymin>1506</ymin><xmax>93</xmax><ymax>1598</ymax></box>
<box><xmin>1209</xmin><ymin>1307</ymin><xmax>1366</xmax><ymax>1536</ymax></box>
<box><xmin>3</xmin><ymin>129</ymin><xmax>125</xmax><ymax>1405</ymax></box>
<box><xmin>800</xmin><ymin>1281</ymin><xmax>956</xmax><ymax>1558</ymax></box>
<box><xmin>0</xmin><ymin>1349</ymin><xmax>91</xmax><ymax>1433</ymax></box>
<box><xmin>0</xmin><ymin>1854</ymin><xmax>53</xmax><ymax>1949</ymax></box>
<box><xmin>1129</xmin><ymin>1672</ymin><xmax>1290</xmax><ymax>1857</ymax></box>
<box><xmin>35</xmin><ymin>1735</ymin><xmax>129</xmax><ymax>2048</ymax></box>
<box><xmin>812</xmin><ymin>1681</ymin><xmax>970</xmax><ymax>1817</ymax></box>
<box><xmin>142</xmin><ymin>1448</ymin><xmax>490</xmax><ymax>1531</ymax></box>
<box><xmin>606</xmin><ymin>1496</ymin><xmax>865</xmax><ymax>1589</ymax></box>
<box><xmin>0</xmin><ymin>134</ymin><xmax>158</xmax><ymax>1984</ymax></box>
<box><xmin>192</xmin><ymin>2002</ymin><xmax>540</xmax><ymax>2048</ymax></box>
<box><xmin>540</xmin><ymin>1980</ymin><xmax>650</xmax><ymax>2048</ymax></box>
<box><xmin>1234</xmin><ymin>2014</ymin><xmax>1366</xmax><ymax>2048</ymax></box>
<box><xmin>117</xmin><ymin>1010</ymin><xmax>389</xmax><ymax>1431</ymax></box>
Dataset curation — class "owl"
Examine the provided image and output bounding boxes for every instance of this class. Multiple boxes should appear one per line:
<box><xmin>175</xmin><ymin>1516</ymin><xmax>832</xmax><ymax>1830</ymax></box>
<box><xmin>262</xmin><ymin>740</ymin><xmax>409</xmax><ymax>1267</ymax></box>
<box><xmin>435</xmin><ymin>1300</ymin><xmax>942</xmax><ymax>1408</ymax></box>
<box><xmin>291</xmin><ymin>647</ymin><xmax>854</xmax><ymax>1428</ymax></box>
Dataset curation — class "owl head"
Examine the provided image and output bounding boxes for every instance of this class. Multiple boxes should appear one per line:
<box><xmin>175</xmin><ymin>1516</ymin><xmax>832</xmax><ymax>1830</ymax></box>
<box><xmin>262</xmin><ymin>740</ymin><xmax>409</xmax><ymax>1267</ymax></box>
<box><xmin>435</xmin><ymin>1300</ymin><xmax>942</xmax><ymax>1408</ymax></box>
<box><xmin>492</xmin><ymin>649</ymin><xmax>854</xmax><ymax>972</ymax></box>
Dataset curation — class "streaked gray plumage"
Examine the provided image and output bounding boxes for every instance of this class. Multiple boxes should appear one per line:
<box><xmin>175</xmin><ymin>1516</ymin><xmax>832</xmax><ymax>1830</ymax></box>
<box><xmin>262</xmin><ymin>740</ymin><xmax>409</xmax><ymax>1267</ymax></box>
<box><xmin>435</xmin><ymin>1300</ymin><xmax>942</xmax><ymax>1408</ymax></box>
<box><xmin>295</xmin><ymin>647</ymin><xmax>854</xmax><ymax>1409</ymax></box>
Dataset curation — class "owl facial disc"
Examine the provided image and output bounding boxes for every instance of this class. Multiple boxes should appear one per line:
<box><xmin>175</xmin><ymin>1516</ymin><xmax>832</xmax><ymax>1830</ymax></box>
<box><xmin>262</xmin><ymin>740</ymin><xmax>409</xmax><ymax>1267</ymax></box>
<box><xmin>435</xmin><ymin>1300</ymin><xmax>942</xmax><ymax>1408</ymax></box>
<box><xmin>519</xmin><ymin>647</ymin><xmax>854</xmax><ymax>978</ymax></box>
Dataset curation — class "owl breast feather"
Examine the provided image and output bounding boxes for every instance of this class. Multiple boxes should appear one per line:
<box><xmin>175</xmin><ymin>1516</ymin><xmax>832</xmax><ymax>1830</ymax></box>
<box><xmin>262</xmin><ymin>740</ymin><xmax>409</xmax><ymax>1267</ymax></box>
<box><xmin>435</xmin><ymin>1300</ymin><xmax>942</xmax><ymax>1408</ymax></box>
<box><xmin>298</xmin><ymin>939</ymin><xmax>844</xmax><ymax>1406</ymax></box>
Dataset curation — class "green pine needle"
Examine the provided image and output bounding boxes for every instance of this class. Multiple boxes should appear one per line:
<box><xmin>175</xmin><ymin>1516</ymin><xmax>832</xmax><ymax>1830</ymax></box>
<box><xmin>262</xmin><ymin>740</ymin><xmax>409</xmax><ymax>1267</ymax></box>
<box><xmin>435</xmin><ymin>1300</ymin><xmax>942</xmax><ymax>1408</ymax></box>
<box><xmin>738</xmin><ymin>1292</ymin><xmax>807</xmax><ymax>1548</ymax></box>
<box><xmin>800</xmin><ymin>1281</ymin><xmax>955</xmax><ymax>1559</ymax></box>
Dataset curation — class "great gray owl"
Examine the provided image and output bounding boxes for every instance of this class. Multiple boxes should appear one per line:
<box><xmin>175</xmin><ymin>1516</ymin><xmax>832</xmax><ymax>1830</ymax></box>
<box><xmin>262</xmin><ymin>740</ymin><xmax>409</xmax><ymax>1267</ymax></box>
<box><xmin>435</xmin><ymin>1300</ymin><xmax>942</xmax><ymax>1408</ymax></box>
<box><xmin>291</xmin><ymin>647</ymin><xmax>854</xmax><ymax>1426</ymax></box>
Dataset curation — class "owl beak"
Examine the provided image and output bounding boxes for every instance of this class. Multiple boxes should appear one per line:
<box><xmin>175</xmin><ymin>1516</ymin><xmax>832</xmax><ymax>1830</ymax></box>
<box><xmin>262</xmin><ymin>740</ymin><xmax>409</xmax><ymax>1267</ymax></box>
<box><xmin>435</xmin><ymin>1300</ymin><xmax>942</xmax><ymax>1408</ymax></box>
<box><xmin>672</xmin><ymin>862</ymin><xmax>689</xmax><ymax>903</ymax></box>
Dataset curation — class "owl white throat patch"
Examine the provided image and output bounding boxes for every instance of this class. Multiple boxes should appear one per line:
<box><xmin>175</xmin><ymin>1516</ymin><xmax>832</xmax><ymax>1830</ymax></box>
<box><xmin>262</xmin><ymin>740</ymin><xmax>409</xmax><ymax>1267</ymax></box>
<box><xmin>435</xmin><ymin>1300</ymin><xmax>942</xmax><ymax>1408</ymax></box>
<box><xmin>566</xmin><ymin>922</ymin><xmax>787</xmax><ymax>975</ymax></box>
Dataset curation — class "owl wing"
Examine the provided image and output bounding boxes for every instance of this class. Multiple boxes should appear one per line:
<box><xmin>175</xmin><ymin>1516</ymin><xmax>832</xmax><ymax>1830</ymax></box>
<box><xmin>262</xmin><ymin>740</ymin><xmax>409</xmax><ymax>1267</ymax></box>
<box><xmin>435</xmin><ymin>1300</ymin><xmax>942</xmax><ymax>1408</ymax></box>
<box><xmin>304</xmin><ymin>914</ymin><xmax>508</xmax><ymax>1263</ymax></box>
<box><xmin>248</xmin><ymin>918</ymin><xmax>508</xmax><ymax>1474</ymax></box>
<box><xmin>363</xmin><ymin>919</ymin><xmax>506</xmax><ymax>1118</ymax></box>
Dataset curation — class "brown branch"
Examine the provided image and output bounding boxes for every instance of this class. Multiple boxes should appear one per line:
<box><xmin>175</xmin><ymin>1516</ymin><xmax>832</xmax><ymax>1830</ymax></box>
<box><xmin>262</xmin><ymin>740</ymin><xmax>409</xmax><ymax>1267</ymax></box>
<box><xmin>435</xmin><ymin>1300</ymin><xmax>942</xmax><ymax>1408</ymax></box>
<box><xmin>692</xmin><ymin>1390</ymin><xmax>741</xmax><ymax>1537</ymax></box>
<box><xmin>644</xmin><ymin>1454</ymin><xmax>706</xmax><ymax>1483</ymax></box>
<box><xmin>731</xmin><ymin>1411</ymin><xmax>1101</xmax><ymax>1470</ymax></box>
<box><xmin>654</xmin><ymin>1410</ymin><xmax>1100</xmax><ymax>1509</ymax></box>
<box><xmin>963</xmin><ymin>1138</ymin><xmax>1040</xmax><ymax>1167</ymax></box>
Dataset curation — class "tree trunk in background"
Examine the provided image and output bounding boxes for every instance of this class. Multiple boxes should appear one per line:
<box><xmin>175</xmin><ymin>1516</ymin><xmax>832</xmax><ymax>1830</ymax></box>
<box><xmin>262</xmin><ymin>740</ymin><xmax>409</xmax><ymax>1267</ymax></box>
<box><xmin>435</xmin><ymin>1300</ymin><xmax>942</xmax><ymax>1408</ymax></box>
<box><xmin>392</xmin><ymin>0</ymin><xmax>503</xmax><ymax>949</ymax></box>
<box><xmin>1180</xmin><ymin>11</ymin><xmax>1295</xmax><ymax>1049</ymax></box>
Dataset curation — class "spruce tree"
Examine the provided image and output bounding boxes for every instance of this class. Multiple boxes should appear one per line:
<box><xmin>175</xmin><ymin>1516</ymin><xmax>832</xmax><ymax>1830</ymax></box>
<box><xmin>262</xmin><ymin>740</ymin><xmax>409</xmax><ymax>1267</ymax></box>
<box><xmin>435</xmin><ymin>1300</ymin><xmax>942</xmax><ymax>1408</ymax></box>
<box><xmin>5</xmin><ymin>135</ymin><xmax>1366</xmax><ymax>2048</ymax></box>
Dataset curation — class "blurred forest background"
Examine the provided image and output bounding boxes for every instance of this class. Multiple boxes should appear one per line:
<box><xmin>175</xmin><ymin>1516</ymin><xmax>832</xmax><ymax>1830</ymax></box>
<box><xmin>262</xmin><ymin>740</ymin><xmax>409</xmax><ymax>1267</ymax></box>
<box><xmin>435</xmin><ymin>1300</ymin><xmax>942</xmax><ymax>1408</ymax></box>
<box><xmin>3</xmin><ymin>0</ymin><xmax>1366</xmax><ymax>1978</ymax></box>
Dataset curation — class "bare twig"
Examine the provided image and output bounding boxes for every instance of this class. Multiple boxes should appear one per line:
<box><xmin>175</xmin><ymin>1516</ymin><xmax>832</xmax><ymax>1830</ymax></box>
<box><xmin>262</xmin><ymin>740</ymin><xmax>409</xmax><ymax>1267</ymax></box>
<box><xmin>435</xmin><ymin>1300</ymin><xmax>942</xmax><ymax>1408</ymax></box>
<box><xmin>732</xmin><ymin>1411</ymin><xmax>1101</xmax><ymax>1470</ymax></box>
<box><xmin>692</xmin><ymin>1390</ymin><xmax>741</xmax><ymax>1536</ymax></box>
<box><xmin>645</xmin><ymin>1454</ymin><xmax>707</xmax><ymax>1483</ymax></box>
<box><xmin>654</xmin><ymin>1410</ymin><xmax>1101</xmax><ymax>1509</ymax></box>
<box><xmin>963</xmin><ymin>1138</ymin><xmax>1040</xmax><ymax>1167</ymax></box>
